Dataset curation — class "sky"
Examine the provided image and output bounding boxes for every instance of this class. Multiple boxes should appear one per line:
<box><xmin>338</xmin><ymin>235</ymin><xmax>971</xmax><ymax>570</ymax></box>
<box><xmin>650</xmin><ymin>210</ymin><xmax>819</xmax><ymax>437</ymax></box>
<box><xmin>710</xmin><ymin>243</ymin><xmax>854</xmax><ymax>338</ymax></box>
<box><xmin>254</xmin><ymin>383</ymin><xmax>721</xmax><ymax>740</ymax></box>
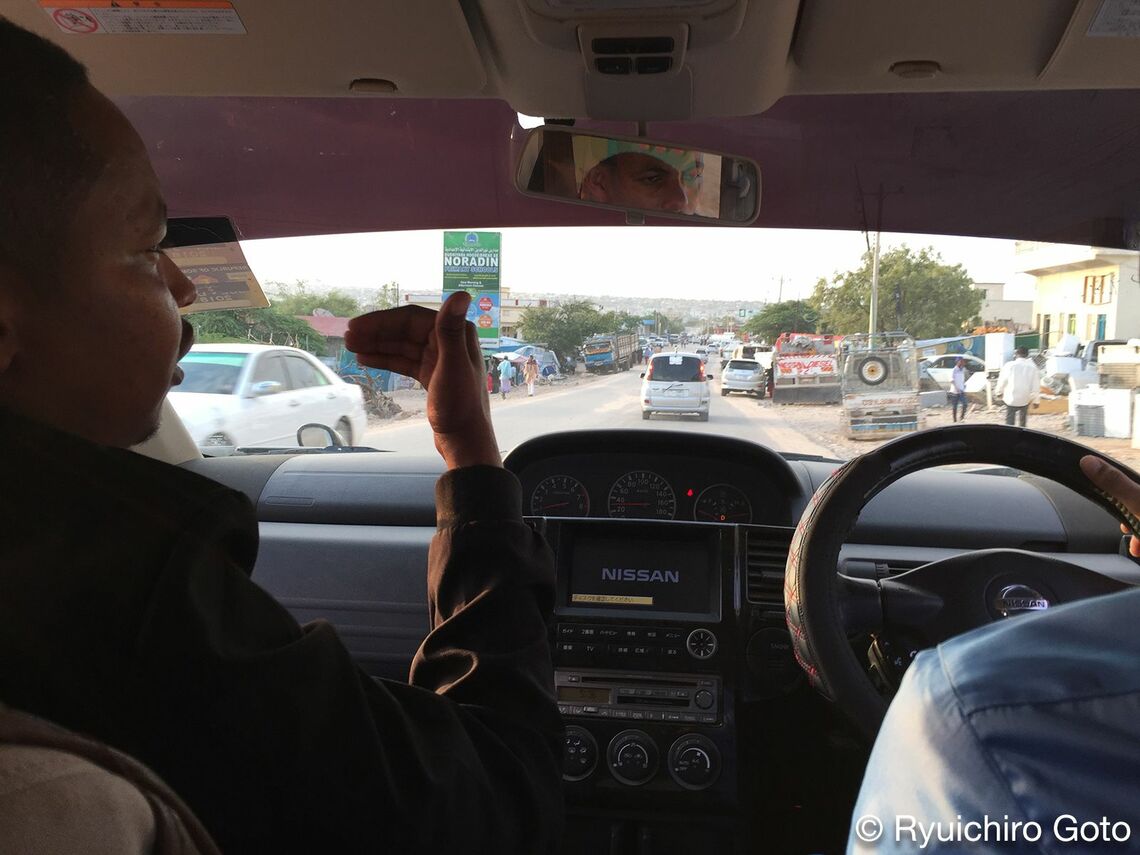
<box><xmin>240</xmin><ymin>227</ymin><xmax>1034</xmax><ymax>305</ymax></box>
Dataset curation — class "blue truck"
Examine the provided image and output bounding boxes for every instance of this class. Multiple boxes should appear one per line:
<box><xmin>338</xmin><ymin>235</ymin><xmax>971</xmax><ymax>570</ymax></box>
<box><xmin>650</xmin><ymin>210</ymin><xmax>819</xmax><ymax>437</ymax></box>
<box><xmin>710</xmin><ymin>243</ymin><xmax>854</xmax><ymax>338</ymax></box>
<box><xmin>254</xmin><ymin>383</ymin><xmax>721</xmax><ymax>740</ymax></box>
<box><xmin>583</xmin><ymin>332</ymin><xmax>638</xmax><ymax>374</ymax></box>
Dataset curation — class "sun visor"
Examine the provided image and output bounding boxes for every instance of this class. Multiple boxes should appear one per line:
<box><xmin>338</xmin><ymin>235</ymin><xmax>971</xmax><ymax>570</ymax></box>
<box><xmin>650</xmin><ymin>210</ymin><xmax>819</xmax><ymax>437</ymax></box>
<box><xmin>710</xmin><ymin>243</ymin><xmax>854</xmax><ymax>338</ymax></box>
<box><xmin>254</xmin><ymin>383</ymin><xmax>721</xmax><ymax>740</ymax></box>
<box><xmin>164</xmin><ymin>216</ymin><xmax>270</xmax><ymax>314</ymax></box>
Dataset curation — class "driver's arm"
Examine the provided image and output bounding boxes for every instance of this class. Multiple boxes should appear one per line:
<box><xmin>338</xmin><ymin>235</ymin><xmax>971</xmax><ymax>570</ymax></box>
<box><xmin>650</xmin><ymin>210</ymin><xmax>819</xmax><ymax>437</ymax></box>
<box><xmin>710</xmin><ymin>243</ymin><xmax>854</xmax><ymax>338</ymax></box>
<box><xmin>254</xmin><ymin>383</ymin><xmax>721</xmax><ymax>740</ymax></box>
<box><xmin>847</xmin><ymin>648</ymin><xmax>1024</xmax><ymax>854</ymax></box>
<box><xmin>849</xmin><ymin>455</ymin><xmax>1140</xmax><ymax>854</ymax></box>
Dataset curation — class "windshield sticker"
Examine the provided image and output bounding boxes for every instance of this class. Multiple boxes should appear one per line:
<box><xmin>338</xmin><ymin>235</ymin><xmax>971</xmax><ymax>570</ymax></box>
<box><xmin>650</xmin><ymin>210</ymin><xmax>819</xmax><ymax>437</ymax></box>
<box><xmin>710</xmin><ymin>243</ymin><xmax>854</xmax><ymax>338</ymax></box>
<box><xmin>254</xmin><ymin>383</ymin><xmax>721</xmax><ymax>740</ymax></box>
<box><xmin>169</xmin><ymin>241</ymin><xmax>269</xmax><ymax>314</ymax></box>
<box><xmin>40</xmin><ymin>1</ymin><xmax>247</xmax><ymax>35</ymax></box>
<box><xmin>1088</xmin><ymin>0</ymin><xmax>1140</xmax><ymax>37</ymax></box>
<box><xmin>669</xmin><ymin>355</ymin><xmax>683</xmax><ymax>365</ymax></box>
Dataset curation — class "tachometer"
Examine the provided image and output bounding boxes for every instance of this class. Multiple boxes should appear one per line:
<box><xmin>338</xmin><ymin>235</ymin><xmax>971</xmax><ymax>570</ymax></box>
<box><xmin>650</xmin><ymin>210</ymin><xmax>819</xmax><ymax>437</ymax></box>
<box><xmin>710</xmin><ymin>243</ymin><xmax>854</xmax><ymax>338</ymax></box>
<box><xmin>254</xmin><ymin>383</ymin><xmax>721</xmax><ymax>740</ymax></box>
<box><xmin>607</xmin><ymin>471</ymin><xmax>676</xmax><ymax>520</ymax></box>
<box><xmin>530</xmin><ymin>475</ymin><xmax>591</xmax><ymax>517</ymax></box>
<box><xmin>693</xmin><ymin>484</ymin><xmax>753</xmax><ymax>524</ymax></box>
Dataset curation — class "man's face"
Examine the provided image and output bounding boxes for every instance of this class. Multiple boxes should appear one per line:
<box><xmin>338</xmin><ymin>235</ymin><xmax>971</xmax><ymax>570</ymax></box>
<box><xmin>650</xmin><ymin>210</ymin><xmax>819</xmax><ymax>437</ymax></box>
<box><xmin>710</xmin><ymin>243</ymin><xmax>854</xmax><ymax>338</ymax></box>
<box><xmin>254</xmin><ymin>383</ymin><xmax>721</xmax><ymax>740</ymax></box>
<box><xmin>0</xmin><ymin>86</ymin><xmax>196</xmax><ymax>448</ymax></box>
<box><xmin>581</xmin><ymin>153</ymin><xmax>690</xmax><ymax>213</ymax></box>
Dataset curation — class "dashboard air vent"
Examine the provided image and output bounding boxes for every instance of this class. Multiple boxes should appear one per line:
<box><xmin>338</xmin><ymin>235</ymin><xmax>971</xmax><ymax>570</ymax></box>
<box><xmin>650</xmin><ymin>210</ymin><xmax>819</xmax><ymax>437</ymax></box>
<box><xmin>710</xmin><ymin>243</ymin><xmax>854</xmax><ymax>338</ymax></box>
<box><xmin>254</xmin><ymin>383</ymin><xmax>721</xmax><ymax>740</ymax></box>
<box><xmin>744</xmin><ymin>527</ymin><xmax>794</xmax><ymax>605</ymax></box>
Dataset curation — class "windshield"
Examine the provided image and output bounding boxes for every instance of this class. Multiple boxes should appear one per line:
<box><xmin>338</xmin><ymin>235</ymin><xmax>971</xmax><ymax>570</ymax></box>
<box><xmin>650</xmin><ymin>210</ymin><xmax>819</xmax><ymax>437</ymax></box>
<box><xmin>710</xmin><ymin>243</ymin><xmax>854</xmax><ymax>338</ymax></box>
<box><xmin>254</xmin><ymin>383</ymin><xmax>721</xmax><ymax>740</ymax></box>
<box><xmin>176</xmin><ymin>352</ymin><xmax>248</xmax><ymax>395</ymax></box>
<box><xmin>175</xmin><ymin>225</ymin><xmax>1138</xmax><ymax>469</ymax></box>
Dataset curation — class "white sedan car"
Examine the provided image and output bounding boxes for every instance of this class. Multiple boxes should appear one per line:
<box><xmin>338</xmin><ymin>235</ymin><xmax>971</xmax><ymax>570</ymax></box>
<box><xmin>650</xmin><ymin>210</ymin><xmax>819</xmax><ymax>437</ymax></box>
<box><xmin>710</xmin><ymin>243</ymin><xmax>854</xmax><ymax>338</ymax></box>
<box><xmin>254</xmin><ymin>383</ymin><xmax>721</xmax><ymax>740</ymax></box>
<box><xmin>921</xmin><ymin>353</ymin><xmax>986</xmax><ymax>391</ymax></box>
<box><xmin>169</xmin><ymin>344</ymin><xmax>368</xmax><ymax>454</ymax></box>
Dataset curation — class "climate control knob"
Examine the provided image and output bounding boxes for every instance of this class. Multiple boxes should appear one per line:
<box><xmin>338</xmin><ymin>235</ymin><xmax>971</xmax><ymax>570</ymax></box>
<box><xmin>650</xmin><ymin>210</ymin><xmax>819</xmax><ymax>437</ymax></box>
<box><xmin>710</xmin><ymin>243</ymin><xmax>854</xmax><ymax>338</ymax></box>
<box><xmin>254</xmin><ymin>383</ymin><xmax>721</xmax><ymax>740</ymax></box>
<box><xmin>667</xmin><ymin>733</ymin><xmax>721</xmax><ymax>791</ymax></box>
<box><xmin>562</xmin><ymin>725</ymin><xmax>598</xmax><ymax>782</ymax></box>
<box><xmin>607</xmin><ymin>729</ymin><xmax>659</xmax><ymax>786</ymax></box>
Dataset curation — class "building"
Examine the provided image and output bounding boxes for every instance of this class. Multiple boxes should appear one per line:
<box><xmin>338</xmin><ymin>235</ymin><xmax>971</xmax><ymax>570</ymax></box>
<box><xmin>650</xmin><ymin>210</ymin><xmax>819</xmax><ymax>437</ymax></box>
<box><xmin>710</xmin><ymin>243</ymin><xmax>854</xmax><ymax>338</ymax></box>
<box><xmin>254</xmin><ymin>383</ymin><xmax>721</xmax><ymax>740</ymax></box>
<box><xmin>972</xmin><ymin>282</ymin><xmax>1032</xmax><ymax>332</ymax></box>
<box><xmin>400</xmin><ymin>289</ymin><xmax>552</xmax><ymax>339</ymax></box>
<box><xmin>1015</xmin><ymin>242</ymin><xmax>1140</xmax><ymax>349</ymax></box>
<box><xmin>296</xmin><ymin>313</ymin><xmax>350</xmax><ymax>356</ymax></box>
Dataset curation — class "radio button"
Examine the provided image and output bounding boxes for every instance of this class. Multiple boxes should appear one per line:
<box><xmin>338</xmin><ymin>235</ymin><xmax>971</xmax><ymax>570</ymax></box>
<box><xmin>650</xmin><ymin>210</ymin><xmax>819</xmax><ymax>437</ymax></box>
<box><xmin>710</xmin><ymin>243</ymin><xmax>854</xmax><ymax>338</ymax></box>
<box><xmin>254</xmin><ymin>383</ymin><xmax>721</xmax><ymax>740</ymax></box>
<box><xmin>557</xmin><ymin>625</ymin><xmax>577</xmax><ymax>639</ymax></box>
<box><xmin>643</xmin><ymin>628</ymin><xmax>661</xmax><ymax>641</ymax></box>
<box><xmin>578</xmin><ymin>626</ymin><xmax>598</xmax><ymax>638</ymax></box>
<box><xmin>698</xmin><ymin>715</ymin><xmax>717</xmax><ymax>725</ymax></box>
<box><xmin>597</xmin><ymin>628</ymin><xmax>621</xmax><ymax>639</ymax></box>
<box><xmin>668</xmin><ymin>690</ymin><xmax>690</xmax><ymax>700</ymax></box>
<box><xmin>627</xmin><ymin>711</ymin><xmax>645</xmax><ymax>721</ymax></box>
<box><xmin>632</xmin><ymin>646</ymin><xmax>654</xmax><ymax>658</ymax></box>
<box><xmin>611</xmin><ymin>710</ymin><xmax>629</xmax><ymax>720</ymax></box>
<box><xmin>664</xmin><ymin>712</ymin><xmax>684</xmax><ymax>723</ymax></box>
<box><xmin>643</xmin><ymin>711</ymin><xmax>664</xmax><ymax>722</ymax></box>
<box><xmin>660</xmin><ymin>646</ymin><xmax>683</xmax><ymax>662</ymax></box>
<box><xmin>567</xmin><ymin>674</ymin><xmax>582</xmax><ymax>683</ymax></box>
<box><xmin>694</xmin><ymin>690</ymin><xmax>714</xmax><ymax>710</ymax></box>
<box><xmin>663</xmin><ymin>629</ymin><xmax>685</xmax><ymax>642</ymax></box>
<box><xmin>680</xmin><ymin>714</ymin><xmax>698</xmax><ymax>723</ymax></box>
<box><xmin>621</xmin><ymin>628</ymin><xmax>640</xmax><ymax>640</ymax></box>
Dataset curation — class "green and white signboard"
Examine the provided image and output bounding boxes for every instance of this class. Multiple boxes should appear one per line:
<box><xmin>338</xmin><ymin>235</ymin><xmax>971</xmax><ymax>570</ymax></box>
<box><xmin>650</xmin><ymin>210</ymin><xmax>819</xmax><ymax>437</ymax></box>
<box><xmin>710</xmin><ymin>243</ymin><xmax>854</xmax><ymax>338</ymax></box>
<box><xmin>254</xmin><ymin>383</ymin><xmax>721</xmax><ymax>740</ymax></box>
<box><xmin>443</xmin><ymin>231</ymin><xmax>501</xmax><ymax>347</ymax></box>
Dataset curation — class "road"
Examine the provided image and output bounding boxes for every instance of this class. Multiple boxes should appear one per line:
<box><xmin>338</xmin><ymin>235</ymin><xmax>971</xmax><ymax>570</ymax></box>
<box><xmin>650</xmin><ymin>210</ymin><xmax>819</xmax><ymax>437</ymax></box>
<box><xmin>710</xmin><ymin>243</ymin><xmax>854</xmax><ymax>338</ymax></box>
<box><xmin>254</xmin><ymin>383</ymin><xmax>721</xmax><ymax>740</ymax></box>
<box><xmin>362</xmin><ymin>367</ymin><xmax>836</xmax><ymax>458</ymax></box>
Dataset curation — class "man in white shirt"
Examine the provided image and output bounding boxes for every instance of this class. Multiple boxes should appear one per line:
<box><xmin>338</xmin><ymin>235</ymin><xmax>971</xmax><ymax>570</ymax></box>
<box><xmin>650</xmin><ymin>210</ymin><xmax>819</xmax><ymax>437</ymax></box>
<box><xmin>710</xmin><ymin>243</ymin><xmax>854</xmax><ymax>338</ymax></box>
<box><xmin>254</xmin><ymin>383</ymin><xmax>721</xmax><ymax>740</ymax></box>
<box><xmin>949</xmin><ymin>357</ymin><xmax>968</xmax><ymax>422</ymax></box>
<box><xmin>994</xmin><ymin>346</ymin><xmax>1040</xmax><ymax>426</ymax></box>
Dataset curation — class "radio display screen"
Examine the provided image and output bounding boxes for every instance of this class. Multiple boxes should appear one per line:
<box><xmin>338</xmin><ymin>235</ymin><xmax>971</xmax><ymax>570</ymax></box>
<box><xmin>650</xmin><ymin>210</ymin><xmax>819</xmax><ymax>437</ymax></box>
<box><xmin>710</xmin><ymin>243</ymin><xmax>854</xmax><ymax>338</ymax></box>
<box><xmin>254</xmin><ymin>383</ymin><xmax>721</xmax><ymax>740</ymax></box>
<box><xmin>563</xmin><ymin>528</ymin><xmax>718</xmax><ymax>619</ymax></box>
<box><xmin>557</xmin><ymin>686</ymin><xmax>611</xmax><ymax>704</ymax></box>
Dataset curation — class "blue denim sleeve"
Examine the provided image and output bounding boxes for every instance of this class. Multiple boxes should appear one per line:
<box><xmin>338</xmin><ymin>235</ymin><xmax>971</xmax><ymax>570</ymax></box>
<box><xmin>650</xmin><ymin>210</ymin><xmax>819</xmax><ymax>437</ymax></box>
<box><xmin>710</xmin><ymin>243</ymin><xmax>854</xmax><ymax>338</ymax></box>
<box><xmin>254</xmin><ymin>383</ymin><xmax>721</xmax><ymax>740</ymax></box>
<box><xmin>846</xmin><ymin>649</ymin><xmax>1029</xmax><ymax>855</ymax></box>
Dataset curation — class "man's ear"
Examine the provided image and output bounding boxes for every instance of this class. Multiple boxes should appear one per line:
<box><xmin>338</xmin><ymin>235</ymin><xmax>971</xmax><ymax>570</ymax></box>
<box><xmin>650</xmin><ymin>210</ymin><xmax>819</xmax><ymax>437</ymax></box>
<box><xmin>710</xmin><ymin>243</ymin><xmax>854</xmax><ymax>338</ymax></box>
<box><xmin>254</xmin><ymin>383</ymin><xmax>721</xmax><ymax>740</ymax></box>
<box><xmin>0</xmin><ymin>262</ymin><xmax>27</xmax><ymax>375</ymax></box>
<box><xmin>580</xmin><ymin>165</ymin><xmax>609</xmax><ymax>203</ymax></box>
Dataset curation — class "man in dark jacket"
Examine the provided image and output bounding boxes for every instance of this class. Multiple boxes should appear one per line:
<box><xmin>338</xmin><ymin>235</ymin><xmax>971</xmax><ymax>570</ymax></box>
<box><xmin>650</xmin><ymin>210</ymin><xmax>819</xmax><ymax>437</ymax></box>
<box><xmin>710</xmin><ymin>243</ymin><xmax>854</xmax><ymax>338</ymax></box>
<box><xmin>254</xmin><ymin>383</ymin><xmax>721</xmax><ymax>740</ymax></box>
<box><xmin>0</xmin><ymin>17</ymin><xmax>562</xmax><ymax>854</ymax></box>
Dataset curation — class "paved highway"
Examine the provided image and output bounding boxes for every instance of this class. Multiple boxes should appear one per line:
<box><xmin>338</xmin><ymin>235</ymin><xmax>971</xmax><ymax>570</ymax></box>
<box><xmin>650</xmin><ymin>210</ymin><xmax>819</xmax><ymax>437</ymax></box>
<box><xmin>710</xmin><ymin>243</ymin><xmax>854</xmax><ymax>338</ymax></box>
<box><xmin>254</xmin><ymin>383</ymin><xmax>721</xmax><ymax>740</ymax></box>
<box><xmin>362</xmin><ymin>367</ymin><xmax>836</xmax><ymax>459</ymax></box>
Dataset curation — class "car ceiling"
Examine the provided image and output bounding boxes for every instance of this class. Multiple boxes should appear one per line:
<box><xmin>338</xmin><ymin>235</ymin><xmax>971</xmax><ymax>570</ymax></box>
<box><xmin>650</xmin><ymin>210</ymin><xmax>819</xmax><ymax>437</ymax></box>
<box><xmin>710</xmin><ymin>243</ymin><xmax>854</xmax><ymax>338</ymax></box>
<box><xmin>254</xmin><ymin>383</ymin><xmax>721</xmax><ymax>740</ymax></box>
<box><xmin>5</xmin><ymin>0</ymin><xmax>1140</xmax><ymax>247</ymax></box>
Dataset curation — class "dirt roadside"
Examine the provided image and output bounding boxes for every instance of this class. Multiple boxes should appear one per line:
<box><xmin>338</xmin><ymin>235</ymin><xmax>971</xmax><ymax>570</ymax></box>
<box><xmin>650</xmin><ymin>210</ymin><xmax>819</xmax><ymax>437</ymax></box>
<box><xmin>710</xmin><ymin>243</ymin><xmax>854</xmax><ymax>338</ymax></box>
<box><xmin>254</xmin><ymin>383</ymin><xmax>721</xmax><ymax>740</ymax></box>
<box><xmin>761</xmin><ymin>396</ymin><xmax>1140</xmax><ymax>468</ymax></box>
<box><xmin>366</xmin><ymin>368</ymin><xmax>614</xmax><ymax>430</ymax></box>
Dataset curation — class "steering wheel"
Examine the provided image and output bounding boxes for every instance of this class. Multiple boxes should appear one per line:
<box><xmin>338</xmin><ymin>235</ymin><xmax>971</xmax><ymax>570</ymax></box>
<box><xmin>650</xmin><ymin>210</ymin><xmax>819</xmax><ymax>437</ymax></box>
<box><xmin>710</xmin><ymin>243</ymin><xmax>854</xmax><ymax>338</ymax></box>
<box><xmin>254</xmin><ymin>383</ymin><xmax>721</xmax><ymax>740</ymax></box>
<box><xmin>784</xmin><ymin>425</ymin><xmax>1140</xmax><ymax>741</ymax></box>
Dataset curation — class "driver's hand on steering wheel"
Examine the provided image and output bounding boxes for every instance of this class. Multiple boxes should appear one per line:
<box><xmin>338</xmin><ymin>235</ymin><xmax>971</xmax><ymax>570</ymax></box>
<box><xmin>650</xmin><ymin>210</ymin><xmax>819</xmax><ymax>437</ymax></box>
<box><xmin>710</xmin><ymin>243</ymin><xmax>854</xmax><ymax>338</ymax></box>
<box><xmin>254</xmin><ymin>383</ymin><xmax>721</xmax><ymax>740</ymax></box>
<box><xmin>1080</xmin><ymin>455</ymin><xmax>1140</xmax><ymax>557</ymax></box>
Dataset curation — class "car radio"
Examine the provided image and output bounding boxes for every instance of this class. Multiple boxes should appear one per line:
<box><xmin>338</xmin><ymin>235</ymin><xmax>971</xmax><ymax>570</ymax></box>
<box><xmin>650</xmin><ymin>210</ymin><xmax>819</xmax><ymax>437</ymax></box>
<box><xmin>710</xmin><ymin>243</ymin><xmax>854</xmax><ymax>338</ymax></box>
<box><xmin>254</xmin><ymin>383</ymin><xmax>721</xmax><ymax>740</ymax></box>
<box><xmin>536</xmin><ymin>518</ymin><xmax>738</xmax><ymax>800</ymax></box>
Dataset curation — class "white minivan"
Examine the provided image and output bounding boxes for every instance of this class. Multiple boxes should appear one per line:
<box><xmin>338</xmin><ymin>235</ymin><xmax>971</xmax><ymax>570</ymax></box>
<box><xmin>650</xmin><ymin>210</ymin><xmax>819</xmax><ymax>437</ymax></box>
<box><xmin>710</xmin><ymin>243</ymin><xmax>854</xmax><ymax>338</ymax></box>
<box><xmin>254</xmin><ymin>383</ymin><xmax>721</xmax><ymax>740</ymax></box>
<box><xmin>640</xmin><ymin>352</ymin><xmax>712</xmax><ymax>421</ymax></box>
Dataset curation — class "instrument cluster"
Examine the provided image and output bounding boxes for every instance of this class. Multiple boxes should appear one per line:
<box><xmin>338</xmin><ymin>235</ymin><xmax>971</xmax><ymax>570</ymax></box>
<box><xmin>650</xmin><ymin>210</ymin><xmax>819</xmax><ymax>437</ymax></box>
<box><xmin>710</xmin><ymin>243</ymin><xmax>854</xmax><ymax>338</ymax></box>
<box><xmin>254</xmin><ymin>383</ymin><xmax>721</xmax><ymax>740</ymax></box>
<box><xmin>527</xmin><ymin>467</ymin><xmax>760</xmax><ymax>524</ymax></box>
<box><xmin>508</xmin><ymin>432</ymin><xmax>801</xmax><ymax>529</ymax></box>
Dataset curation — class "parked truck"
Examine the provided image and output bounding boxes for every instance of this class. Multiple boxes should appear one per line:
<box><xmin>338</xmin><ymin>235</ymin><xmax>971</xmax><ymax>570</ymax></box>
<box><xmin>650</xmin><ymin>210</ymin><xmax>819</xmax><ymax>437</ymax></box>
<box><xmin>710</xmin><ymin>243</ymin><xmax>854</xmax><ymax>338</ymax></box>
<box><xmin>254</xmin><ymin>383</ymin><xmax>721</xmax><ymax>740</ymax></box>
<box><xmin>771</xmin><ymin>332</ymin><xmax>842</xmax><ymax>403</ymax></box>
<box><xmin>583</xmin><ymin>331</ymin><xmax>638</xmax><ymax>374</ymax></box>
<box><xmin>839</xmin><ymin>332</ymin><xmax>922</xmax><ymax>439</ymax></box>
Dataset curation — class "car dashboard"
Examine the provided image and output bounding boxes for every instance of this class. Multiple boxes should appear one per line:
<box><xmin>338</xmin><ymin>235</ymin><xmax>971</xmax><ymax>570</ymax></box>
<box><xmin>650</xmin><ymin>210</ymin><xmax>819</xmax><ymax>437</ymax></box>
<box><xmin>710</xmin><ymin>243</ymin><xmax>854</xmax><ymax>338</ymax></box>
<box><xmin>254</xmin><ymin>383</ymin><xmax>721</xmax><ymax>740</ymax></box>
<box><xmin>182</xmin><ymin>428</ymin><xmax>1135</xmax><ymax>854</ymax></box>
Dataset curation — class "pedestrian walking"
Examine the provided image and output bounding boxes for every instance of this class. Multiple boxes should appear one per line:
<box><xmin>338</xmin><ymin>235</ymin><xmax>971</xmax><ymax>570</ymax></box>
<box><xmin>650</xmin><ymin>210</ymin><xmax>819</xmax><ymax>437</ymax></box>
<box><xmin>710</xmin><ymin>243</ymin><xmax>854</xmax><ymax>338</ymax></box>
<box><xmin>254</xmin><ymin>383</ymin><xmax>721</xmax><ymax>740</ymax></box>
<box><xmin>524</xmin><ymin>356</ymin><xmax>540</xmax><ymax>397</ymax></box>
<box><xmin>950</xmin><ymin>357</ymin><xmax>968</xmax><ymax>422</ymax></box>
<box><xmin>497</xmin><ymin>356</ymin><xmax>514</xmax><ymax>399</ymax></box>
<box><xmin>994</xmin><ymin>346</ymin><xmax>1040</xmax><ymax>427</ymax></box>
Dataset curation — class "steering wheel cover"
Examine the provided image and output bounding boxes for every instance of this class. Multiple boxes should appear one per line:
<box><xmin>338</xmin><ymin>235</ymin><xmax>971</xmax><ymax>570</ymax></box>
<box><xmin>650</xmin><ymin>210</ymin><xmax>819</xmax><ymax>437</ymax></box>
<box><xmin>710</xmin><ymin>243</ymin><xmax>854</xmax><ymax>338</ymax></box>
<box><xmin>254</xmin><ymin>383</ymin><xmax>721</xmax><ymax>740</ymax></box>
<box><xmin>784</xmin><ymin>424</ymin><xmax>1140</xmax><ymax>740</ymax></box>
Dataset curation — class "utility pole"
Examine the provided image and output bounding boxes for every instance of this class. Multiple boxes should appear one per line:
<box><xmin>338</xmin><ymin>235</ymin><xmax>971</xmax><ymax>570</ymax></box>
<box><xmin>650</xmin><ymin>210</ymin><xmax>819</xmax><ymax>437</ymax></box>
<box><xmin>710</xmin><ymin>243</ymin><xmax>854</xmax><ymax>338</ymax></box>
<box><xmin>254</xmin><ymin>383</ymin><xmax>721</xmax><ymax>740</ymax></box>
<box><xmin>869</xmin><ymin>230</ymin><xmax>881</xmax><ymax>342</ymax></box>
<box><xmin>777</xmin><ymin>275</ymin><xmax>784</xmax><ymax>303</ymax></box>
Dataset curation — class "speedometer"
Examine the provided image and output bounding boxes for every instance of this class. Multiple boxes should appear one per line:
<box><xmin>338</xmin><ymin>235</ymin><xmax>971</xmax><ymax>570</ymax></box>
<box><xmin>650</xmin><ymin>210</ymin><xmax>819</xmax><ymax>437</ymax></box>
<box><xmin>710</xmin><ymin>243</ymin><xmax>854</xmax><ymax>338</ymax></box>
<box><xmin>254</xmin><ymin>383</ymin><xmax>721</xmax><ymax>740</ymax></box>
<box><xmin>693</xmin><ymin>484</ymin><xmax>753</xmax><ymax>524</ymax></box>
<box><xmin>607</xmin><ymin>471</ymin><xmax>676</xmax><ymax>520</ymax></box>
<box><xmin>530</xmin><ymin>475</ymin><xmax>590</xmax><ymax>517</ymax></box>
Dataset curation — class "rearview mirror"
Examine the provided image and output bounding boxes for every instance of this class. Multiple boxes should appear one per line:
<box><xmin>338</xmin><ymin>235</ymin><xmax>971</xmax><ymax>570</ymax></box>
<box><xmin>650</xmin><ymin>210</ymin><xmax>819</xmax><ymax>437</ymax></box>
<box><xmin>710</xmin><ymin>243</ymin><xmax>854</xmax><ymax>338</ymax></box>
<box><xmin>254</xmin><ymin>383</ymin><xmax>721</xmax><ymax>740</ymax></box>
<box><xmin>516</xmin><ymin>128</ymin><xmax>760</xmax><ymax>225</ymax></box>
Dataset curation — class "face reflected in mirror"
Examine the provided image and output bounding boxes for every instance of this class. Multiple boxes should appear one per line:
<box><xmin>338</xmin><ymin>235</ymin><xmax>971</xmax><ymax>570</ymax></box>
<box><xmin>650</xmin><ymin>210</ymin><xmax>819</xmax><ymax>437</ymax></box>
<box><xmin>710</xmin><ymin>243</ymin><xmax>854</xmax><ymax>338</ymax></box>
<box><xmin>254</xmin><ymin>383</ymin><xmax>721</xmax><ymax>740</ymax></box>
<box><xmin>578</xmin><ymin>151</ymin><xmax>701</xmax><ymax>214</ymax></box>
<box><xmin>516</xmin><ymin>129</ymin><xmax>759</xmax><ymax>224</ymax></box>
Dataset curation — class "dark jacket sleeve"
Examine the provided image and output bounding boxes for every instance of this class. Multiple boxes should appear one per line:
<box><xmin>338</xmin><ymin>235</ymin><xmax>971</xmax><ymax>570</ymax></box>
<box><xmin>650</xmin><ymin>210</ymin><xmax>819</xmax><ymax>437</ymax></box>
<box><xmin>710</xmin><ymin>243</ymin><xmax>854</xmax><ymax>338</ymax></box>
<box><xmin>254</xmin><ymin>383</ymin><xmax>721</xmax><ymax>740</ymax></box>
<box><xmin>125</xmin><ymin>467</ymin><xmax>561</xmax><ymax>855</ymax></box>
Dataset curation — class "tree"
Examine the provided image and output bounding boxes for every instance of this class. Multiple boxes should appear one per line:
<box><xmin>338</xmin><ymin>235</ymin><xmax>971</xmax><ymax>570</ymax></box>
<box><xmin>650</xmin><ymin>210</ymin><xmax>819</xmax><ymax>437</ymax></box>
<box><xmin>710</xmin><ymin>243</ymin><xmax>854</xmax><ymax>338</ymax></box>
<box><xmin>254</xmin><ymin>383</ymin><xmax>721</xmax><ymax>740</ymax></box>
<box><xmin>187</xmin><ymin>306</ymin><xmax>328</xmax><ymax>354</ymax></box>
<box><xmin>743</xmin><ymin>300</ymin><xmax>819</xmax><ymax>342</ymax></box>
<box><xmin>811</xmin><ymin>246</ymin><xmax>983</xmax><ymax>339</ymax></box>
<box><xmin>266</xmin><ymin>280</ymin><xmax>362</xmax><ymax>317</ymax></box>
<box><xmin>359</xmin><ymin>282</ymin><xmax>399</xmax><ymax>314</ymax></box>
<box><xmin>518</xmin><ymin>300</ymin><xmax>618</xmax><ymax>360</ymax></box>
